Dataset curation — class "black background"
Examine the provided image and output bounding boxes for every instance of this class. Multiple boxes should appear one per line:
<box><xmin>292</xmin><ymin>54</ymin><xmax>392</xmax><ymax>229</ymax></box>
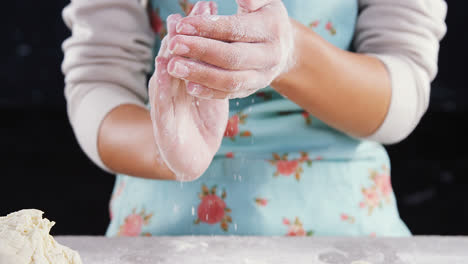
<box><xmin>1</xmin><ymin>1</ymin><xmax>465</xmax><ymax>236</ymax></box>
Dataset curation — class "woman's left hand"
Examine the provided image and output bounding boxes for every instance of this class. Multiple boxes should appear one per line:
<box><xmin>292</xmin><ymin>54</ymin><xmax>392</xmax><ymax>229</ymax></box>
<box><xmin>167</xmin><ymin>0</ymin><xmax>295</xmax><ymax>99</ymax></box>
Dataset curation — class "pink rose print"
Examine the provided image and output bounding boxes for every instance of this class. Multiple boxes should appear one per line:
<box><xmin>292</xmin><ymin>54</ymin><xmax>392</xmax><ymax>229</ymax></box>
<box><xmin>240</xmin><ymin>131</ymin><xmax>252</xmax><ymax>137</ymax></box>
<box><xmin>359</xmin><ymin>166</ymin><xmax>393</xmax><ymax>215</ymax></box>
<box><xmin>121</xmin><ymin>214</ymin><xmax>143</xmax><ymax>236</ymax></box>
<box><xmin>255</xmin><ymin>198</ymin><xmax>268</xmax><ymax>207</ymax></box>
<box><xmin>118</xmin><ymin>208</ymin><xmax>153</xmax><ymax>237</ymax></box>
<box><xmin>195</xmin><ymin>185</ymin><xmax>232</xmax><ymax>232</ymax></box>
<box><xmin>302</xmin><ymin>111</ymin><xmax>312</xmax><ymax>125</ymax></box>
<box><xmin>150</xmin><ymin>8</ymin><xmax>167</xmax><ymax>39</ymax></box>
<box><xmin>255</xmin><ymin>91</ymin><xmax>274</xmax><ymax>101</ymax></box>
<box><xmin>283</xmin><ymin>217</ymin><xmax>314</xmax><ymax>237</ymax></box>
<box><xmin>225</xmin><ymin>152</ymin><xmax>234</xmax><ymax>159</ymax></box>
<box><xmin>309</xmin><ymin>20</ymin><xmax>320</xmax><ymax>28</ymax></box>
<box><xmin>363</xmin><ymin>187</ymin><xmax>380</xmax><ymax>207</ymax></box>
<box><xmin>179</xmin><ymin>0</ymin><xmax>195</xmax><ymax>16</ymax></box>
<box><xmin>269</xmin><ymin>152</ymin><xmax>312</xmax><ymax>181</ymax></box>
<box><xmin>224</xmin><ymin>112</ymin><xmax>251</xmax><ymax>140</ymax></box>
<box><xmin>373</xmin><ymin>171</ymin><xmax>393</xmax><ymax>199</ymax></box>
<box><xmin>326</xmin><ymin>21</ymin><xmax>337</xmax><ymax>35</ymax></box>
<box><xmin>360</xmin><ymin>186</ymin><xmax>381</xmax><ymax>215</ymax></box>
<box><xmin>340</xmin><ymin>213</ymin><xmax>355</xmax><ymax>224</ymax></box>
<box><xmin>277</xmin><ymin>160</ymin><xmax>299</xmax><ymax>175</ymax></box>
<box><xmin>224</xmin><ymin>115</ymin><xmax>239</xmax><ymax>138</ymax></box>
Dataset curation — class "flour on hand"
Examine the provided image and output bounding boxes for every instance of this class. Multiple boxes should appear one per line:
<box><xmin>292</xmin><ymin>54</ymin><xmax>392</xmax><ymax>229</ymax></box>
<box><xmin>149</xmin><ymin>1</ymin><xmax>229</xmax><ymax>182</ymax></box>
<box><xmin>0</xmin><ymin>209</ymin><xmax>82</xmax><ymax>264</ymax></box>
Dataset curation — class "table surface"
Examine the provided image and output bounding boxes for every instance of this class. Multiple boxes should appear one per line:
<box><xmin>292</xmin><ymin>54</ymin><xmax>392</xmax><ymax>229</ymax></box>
<box><xmin>56</xmin><ymin>236</ymin><xmax>468</xmax><ymax>264</ymax></box>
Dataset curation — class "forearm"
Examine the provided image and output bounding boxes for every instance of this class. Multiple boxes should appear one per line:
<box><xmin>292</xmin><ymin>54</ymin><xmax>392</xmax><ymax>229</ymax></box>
<box><xmin>272</xmin><ymin>20</ymin><xmax>391</xmax><ymax>138</ymax></box>
<box><xmin>98</xmin><ymin>104</ymin><xmax>175</xmax><ymax>180</ymax></box>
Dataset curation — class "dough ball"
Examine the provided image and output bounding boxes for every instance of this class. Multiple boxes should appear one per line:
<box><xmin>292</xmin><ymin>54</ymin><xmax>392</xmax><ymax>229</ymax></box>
<box><xmin>0</xmin><ymin>209</ymin><xmax>82</xmax><ymax>264</ymax></box>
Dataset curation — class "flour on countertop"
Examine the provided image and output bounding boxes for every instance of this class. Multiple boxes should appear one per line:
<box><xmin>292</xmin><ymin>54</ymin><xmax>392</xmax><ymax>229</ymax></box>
<box><xmin>244</xmin><ymin>258</ymin><xmax>271</xmax><ymax>264</ymax></box>
<box><xmin>171</xmin><ymin>240</ymin><xmax>209</xmax><ymax>252</ymax></box>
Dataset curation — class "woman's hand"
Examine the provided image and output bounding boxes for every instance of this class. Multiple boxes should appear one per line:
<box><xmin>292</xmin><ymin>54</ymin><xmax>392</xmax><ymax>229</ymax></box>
<box><xmin>167</xmin><ymin>0</ymin><xmax>295</xmax><ymax>99</ymax></box>
<box><xmin>149</xmin><ymin>2</ymin><xmax>229</xmax><ymax>181</ymax></box>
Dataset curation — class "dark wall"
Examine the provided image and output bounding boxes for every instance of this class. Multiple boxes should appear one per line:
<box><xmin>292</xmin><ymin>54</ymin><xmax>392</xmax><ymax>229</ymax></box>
<box><xmin>2</xmin><ymin>1</ymin><xmax>465</xmax><ymax>236</ymax></box>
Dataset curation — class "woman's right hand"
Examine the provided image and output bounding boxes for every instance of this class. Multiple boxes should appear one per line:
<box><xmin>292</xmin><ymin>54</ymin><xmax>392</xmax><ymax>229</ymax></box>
<box><xmin>149</xmin><ymin>2</ymin><xmax>229</xmax><ymax>181</ymax></box>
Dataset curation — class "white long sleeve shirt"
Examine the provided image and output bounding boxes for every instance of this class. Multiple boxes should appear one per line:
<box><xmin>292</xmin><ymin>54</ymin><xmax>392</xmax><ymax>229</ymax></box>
<box><xmin>61</xmin><ymin>0</ymin><xmax>447</xmax><ymax>172</ymax></box>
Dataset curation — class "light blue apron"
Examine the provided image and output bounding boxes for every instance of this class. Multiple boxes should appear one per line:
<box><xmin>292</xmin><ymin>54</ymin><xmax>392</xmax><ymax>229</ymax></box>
<box><xmin>106</xmin><ymin>0</ymin><xmax>411</xmax><ymax>237</ymax></box>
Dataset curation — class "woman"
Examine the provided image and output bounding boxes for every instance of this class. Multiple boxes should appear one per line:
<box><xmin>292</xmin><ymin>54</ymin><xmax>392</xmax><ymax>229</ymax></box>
<box><xmin>61</xmin><ymin>0</ymin><xmax>447</xmax><ymax>236</ymax></box>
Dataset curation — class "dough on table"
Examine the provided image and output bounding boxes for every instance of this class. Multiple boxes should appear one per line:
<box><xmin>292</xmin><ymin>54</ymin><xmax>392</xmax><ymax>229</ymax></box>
<box><xmin>0</xmin><ymin>209</ymin><xmax>82</xmax><ymax>264</ymax></box>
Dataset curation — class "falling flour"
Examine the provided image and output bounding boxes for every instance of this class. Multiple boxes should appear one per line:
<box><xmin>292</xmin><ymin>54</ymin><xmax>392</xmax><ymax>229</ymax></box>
<box><xmin>0</xmin><ymin>209</ymin><xmax>82</xmax><ymax>264</ymax></box>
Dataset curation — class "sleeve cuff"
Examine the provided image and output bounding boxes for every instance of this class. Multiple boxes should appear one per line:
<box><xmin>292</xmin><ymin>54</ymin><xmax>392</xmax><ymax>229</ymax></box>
<box><xmin>69</xmin><ymin>84</ymin><xmax>146</xmax><ymax>172</ymax></box>
<box><xmin>362</xmin><ymin>54</ymin><xmax>421</xmax><ymax>145</ymax></box>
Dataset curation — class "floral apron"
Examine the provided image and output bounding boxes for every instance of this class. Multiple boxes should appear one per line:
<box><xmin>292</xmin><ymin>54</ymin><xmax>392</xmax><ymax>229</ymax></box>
<box><xmin>106</xmin><ymin>0</ymin><xmax>411</xmax><ymax>237</ymax></box>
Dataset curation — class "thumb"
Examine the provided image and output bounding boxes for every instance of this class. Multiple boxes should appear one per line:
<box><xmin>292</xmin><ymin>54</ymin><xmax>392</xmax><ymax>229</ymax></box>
<box><xmin>236</xmin><ymin>0</ymin><xmax>277</xmax><ymax>12</ymax></box>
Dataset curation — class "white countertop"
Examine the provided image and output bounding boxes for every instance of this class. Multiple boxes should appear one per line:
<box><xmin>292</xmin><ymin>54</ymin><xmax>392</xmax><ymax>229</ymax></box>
<box><xmin>56</xmin><ymin>236</ymin><xmax>468</xmax><ymax>264</ymax></box>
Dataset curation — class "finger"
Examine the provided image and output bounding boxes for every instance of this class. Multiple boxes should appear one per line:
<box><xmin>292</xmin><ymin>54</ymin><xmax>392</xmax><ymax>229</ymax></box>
<box><xmin>209</xmin><ymin>1</ymin><xmax>218</xmax><ymax>15</ymax></box>
<box><xmin>168</xmin><ymin>35</ymin><xmax>276</xmax><ymax>70</ymax></box>
<box><xmin>176</xmin><ymin>13</ymin><xmax>270</xmax><ymax>42</ymax></box>
<box><xmin>151</xmin><ymin>56</ymin><xmax>179</xmax><ymax>163</ymax></box>
<box><xmin>167</xmin><ymin>1</ymin><xmax>218</xmax><ymax>43</ymax></box>
<box><xmin>189</xmin><ymin>1</ymin><xmax>210</xmax><ymax>16</ymax></box>
<box><xmin>157</xmin><ymin>35</ymin><xmax>170</xmax><ymax>58</ymax></box>
<box><xmin>186</xmin><ymin>82</ymin><xmax>257</xmax><ymax>100</ymax></box>
<box><xmin>167</xmin><ymin>56</ymin><xmax>270</xmax><ymax>92</ymax></box>
<box><xmin>167</xmin><ymin>14</ymin><xmax>183</xmax><ymax>38</ymax></box>
<box><xmin>187</xmin><ymin>82</ymin><xmax>228</xmax><ymax>99</ymax></box>
<box><xmin>152</xmin><ymin>57</ymin><xmax>173</xmax><ymax>104</ymax></box>
<box><xmin>149</xmin><ymin>58</ymin><xmax>165</xmax><ymax>123</ymax></box>
<box><xmin>189</xmin><ymin>1</ymin><xmax>218</xmax><ymax>16</ymax></box>
<box><xmin>236</xmin><ymin>0</ymin><xmax>278</xmax><ymax>12</ymax></box>
<box><xmin>150</xmin><ymin>56</ymin><xmax>175</xmax><ymax>130</ymax></box>
<box><xmin>189</xmin><ymin>1</ymin><xmax>211</xmax><ymax>16</ymax></box>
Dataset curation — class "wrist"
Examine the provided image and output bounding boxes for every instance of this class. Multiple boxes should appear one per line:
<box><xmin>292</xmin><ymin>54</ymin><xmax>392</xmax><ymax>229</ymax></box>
<box><xmin>146</xmin><ymin>145</ymin><xmax>176</xmax><ymax>180</ymax></box>
<box><xmin>271</xmin><ymin>19</ymin><xmax>311</xmax><ymax>92</ymax></box>
<box><xmin>98</xmin><ymin>104</ymin><xmax>175</xmax><ymax>180</ymax></box>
